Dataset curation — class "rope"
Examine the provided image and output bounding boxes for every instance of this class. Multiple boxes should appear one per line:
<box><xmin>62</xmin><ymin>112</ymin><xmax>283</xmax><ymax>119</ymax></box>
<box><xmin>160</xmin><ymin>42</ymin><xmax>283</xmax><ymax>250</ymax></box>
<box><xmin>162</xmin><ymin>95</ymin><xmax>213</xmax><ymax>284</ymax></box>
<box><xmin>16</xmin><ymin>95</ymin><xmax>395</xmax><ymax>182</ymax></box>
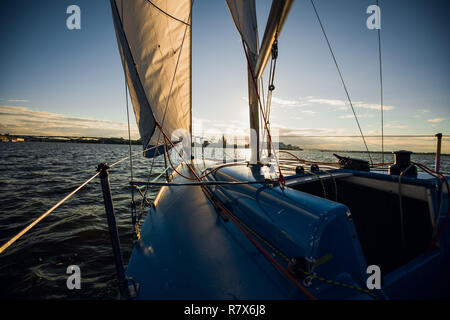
<box><xmin>0</xmin><ymin>172</ymin><xmax>99</xmax><ymax>255</ymax></box>
<box><xmin>155</xmin><ymin>122</ymin><xmax>316</xmax><ymax>298</ymax></box>
<box><xmin>264</xmin><ymin>41</ymin><xmax>278</xmax><ymax>156</ymax></box>
<box><xmin>309</xmin><ymin>170</ymin><xmax>328</xmax><ymax>199</ymax></box>
<box><xmin>325</xmin><ymin>170</ymin><xmax>338</xmax><ymax>201</ymax></box>
<box><xmin>310</xmin><ymin>0</ymin><xmax>373</xmax><ymax>165</ymax></box>
<box><xmin>221</xmin><ymin>203</ymin><xmax>377</xmax><ymax>299</ymax></box>
<box><xmin>161</xmin><ymin>132</ymin><xmax>251</xmax><ymax>182</ymax></box>
<box><xmin>109</xmin><ymin>145</ymin><xmax>160</xmax><ymax>168</ymax></box>
<box><xmin>241</xmin><ymin>40</ymin><xmax>285</xmax><ymax>186</ymax></box>
<box><xmin>278</xmin><ymin>150</ymin><xmax>337</xmax><ymax>166</ymax></box>
<box><xmin>143</xmin><ymin>0</ymin><xmax>191</xmax><ymax>26</ymax></box>
<box><xmin>158</xmin><ymin>7</ymin><xmax>191</xmax><ymax>134</ymax></box>
<box><xmin>130</xmin><ymin>179</ymin><xmax>278</xmax><ymax>187</ymax></box>
<box><xmin>412</xmin><ymin>162</ymin><xmax>450</xmax><ymax>249</ymax></box>
<box><xmin>141</xmin><ymin>0</ymin><xmax>192</xmax><ymax>205</ymax></box>
<box><xmin>202</xmin><ymin>186</ymin><xmax>317</xmax><ymax>300</ymax></box>
<box><xmin>120</xmin><ymin>2</ymin><xmax>137</xmax><ymax>228</ymax></box>
<box><xmin>279</xmin><ymin>134</ymin><xmax>448</xmax><ymax>138</ymax></box>
<box><xmin>376</xmin><ymin>0</ymin><xmax>385</xmax><ymax>167</ymax></box>
<box><xmin>0</xmin><ymin>144</ymin><xmax>161</xmax><ymax>255</ymax></box>
<box><xmin>398</xmin><ymin>164</ymin><xmax>414</xmax><ymax>249</ymax></box>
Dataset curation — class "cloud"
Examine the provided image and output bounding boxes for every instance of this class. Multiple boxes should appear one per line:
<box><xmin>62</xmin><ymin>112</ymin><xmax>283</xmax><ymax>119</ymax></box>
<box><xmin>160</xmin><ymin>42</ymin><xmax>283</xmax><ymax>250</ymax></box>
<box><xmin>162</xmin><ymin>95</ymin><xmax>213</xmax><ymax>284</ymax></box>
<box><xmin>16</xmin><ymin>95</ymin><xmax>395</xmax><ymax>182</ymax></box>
<box><xmin>306</xmin><ymin>97</ymin><xmax>394</xmax><ymax>111</ymax></box>
<box><xmin>7</xmin><ymin>99</ymin><xmax>29</xmax><ymax>103</ymax></box>
<box><xmin>307</xmin><ymin>98</ymin><xmax>346</xmax><ymax>107</ymax></box>
<box><xmin>339</xmin><ymin>113</ymin><xmax>374</xmax><ymax>119</ymax></box>
<box><xmin>0</xmin><ymin>98</ymin><xmax>30</xmax><ymax>102</ymax></box>
<box><xmin>271</xmin><ymin>97</ymin><xmax>308</xmax><ymax>107</ymax></box>
<box><xmin>271</xmin><ymin>97</ymin><xmax>297</xmax><ymax>105</ymax></box>
<box><xmin>192</xmin><ymin>115</ymin><xmax>447</xmax><ymax>153</ymax></box>
<box><xmin>427</xmin><ymin>118</ymin><xmax>447</xmax><ymax>123</ymax></box>
<box><xmin>0</xmin><ymin>105</ymin><xmax>139</xmax><ymax>138</ymax></box>
<box><xmin>253</xmin><ymin>96</ymin><xmax>394</xmax><ymax>114</ymax></box>
<box><xmin>385</xmin><ymin>124</ymin><xmax>408</xmax><ymax>129</ymax></box>
<box><xmin>413</xmin><ymin>109</ymin><xmax>431</xmax><ymax>118</ymax></box>
<box><xmin>277</xmin><ymin>131</ymin><xmax>449</xmax><ymax>153</ymax></box>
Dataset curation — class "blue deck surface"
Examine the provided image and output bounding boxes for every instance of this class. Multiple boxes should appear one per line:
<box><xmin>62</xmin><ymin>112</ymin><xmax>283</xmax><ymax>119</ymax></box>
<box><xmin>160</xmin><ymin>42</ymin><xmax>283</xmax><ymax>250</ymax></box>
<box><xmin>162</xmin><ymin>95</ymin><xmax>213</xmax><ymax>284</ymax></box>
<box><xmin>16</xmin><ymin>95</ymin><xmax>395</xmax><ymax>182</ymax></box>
<box><xmin>125</xmin><ymin>162</ymin><xmax>450</xmax><ymax>299</ymax></box>
<box><xmin>125</xmin><ymin>164</ymin><xmax>305</xmax><ymax>299</ymax></box>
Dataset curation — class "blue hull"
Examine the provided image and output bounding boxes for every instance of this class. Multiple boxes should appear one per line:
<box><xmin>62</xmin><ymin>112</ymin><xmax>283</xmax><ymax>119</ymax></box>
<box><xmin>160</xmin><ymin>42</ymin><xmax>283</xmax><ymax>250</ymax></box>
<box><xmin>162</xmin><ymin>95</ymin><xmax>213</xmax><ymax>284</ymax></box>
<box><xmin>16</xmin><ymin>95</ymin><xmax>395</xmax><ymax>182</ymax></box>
<box><xmin>125</xmin><ymin>162</ymin><xmax>450</xmax><ymax>299</ymax></box>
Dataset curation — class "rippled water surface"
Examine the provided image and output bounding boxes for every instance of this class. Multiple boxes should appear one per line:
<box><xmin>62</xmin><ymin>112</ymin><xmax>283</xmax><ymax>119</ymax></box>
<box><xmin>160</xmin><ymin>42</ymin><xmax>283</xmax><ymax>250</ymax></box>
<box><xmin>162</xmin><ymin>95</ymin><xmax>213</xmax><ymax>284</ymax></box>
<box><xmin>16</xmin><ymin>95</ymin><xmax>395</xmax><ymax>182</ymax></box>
<box><xmin>0</xmin><ymin>142</ymin><xmax>448</xmax><ymax>299</ymax></box>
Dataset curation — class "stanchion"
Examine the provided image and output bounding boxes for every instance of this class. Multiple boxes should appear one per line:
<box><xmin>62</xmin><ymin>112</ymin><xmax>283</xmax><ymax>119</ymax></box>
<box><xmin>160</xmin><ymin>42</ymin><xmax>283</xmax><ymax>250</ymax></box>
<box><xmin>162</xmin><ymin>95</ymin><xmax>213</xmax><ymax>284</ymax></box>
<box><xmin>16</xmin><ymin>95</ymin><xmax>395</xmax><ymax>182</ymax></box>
<box><xmin>435</xmin><ymin>133</ymin><xmax>442</xmax><ymax>173</ymax></box>
<box><xmin>97</xmin><ymin>162</ymin><xmax>130</xmax><ymax>299</ymax></box>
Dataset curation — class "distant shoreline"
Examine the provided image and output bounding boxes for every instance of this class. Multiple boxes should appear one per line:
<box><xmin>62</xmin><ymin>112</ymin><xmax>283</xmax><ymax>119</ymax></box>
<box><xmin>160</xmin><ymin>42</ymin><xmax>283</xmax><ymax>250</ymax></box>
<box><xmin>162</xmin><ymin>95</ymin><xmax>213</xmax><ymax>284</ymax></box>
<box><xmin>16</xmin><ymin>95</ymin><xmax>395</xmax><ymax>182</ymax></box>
<box><xmin>0</xmin><ymin>134</ymin><xmax>141</xmax><ymax>145</ymax></box>
<box><xmin>306</xmin><ymin>149</ymin><xmax>449</xmax><ymax>157</ymax></box>
<box><xmin>1</xmin><ymin>134</ymin><xmax>447</xmax><ymax>156</ymax></box>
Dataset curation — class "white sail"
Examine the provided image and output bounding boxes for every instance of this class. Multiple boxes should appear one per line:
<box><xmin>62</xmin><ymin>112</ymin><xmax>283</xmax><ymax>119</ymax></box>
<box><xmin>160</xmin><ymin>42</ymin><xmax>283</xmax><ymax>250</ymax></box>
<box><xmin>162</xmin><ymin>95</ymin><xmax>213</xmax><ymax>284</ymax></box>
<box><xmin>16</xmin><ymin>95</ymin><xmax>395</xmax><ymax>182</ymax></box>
<box><xmin>226</xmin><ymin>0</ymin><xmax>259</xmax><ymax>68</ymax></box>
<box><xmin>110</xmin><ymin>0</ymin><xmax>192</xmax><ymax>154</ymax></box>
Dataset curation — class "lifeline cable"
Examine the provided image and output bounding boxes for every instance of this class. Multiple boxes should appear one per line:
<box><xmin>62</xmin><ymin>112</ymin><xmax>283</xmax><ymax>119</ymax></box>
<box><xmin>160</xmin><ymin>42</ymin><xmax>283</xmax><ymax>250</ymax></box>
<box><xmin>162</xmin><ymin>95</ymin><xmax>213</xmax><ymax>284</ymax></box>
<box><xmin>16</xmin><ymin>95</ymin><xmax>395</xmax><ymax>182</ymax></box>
<box><xmin>241</xmin><ymin>40</ymin><xmax>285</xmax><ymax>185</ymax></box>
<box><xmin>0</xmin><ymin>172</ymin><xmax>99</xmax><ymax>255</ymax></box>
<box><xmin>0</xmin><ymin>144</ymin><xmax>161</xmax><ymax>255</ymax></box>
<box><xmin>412</xmin><ymin>162</ymin><xmax>450</xmax><ymax>249</ymax></box>
<box><xmin>120</xmin><ymin>1</ymin><xmax>137</xmax><ymax>228</ymax></box>
<box><xmin>376</xmin><ymin>0</ymin><xmax>385</xmax><ymax>167</ymax></box>
<box><xmin>310</xmin><ymin>0</ymin><xmax>373</xmax><ymax>165</ymax></box>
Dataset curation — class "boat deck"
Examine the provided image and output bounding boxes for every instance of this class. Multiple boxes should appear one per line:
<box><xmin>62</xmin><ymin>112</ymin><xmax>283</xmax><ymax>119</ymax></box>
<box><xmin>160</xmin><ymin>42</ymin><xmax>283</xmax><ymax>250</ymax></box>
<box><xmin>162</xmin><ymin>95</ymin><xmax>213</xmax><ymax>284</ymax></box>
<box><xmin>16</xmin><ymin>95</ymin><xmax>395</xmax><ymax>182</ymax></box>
<box><xmin>125</xmin><ymin>162</ymin><xmax>307</xmax><ymax>299</ymax></box>
<box><xmin>125</xmin><ymin>159</ymin><xmax>450</xmax><ymax>300</ymax></box>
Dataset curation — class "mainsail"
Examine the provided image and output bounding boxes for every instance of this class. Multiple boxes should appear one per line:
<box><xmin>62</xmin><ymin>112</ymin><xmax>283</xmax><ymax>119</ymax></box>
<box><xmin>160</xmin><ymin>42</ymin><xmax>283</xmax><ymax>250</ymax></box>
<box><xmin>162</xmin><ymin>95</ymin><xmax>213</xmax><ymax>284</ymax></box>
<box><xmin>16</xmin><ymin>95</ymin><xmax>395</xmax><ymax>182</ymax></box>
<box><xmin>110</xmin><ymin>0</ymin><xmax>192</xmax><ymax>155</ymax></box>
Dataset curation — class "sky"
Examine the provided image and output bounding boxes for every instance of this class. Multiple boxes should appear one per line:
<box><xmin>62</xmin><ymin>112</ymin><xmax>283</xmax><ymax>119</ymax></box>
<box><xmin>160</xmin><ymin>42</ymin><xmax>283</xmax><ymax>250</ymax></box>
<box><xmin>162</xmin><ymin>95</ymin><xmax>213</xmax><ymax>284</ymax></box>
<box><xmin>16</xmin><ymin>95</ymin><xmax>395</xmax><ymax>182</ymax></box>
<box><xmin>0</xmin><ymin>0</ymin><xmax>449</xmax><ymax>152</ymax></box>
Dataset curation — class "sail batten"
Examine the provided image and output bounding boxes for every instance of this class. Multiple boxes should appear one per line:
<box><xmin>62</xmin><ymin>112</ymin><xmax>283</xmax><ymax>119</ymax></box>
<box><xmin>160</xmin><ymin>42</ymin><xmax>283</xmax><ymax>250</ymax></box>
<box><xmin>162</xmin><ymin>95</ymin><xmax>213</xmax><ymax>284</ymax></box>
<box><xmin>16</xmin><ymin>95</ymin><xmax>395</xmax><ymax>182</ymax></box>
<box><xmin>111</xmin><ymin>0</ymin><xmax>192</xmax><ymax>155</ymax></box>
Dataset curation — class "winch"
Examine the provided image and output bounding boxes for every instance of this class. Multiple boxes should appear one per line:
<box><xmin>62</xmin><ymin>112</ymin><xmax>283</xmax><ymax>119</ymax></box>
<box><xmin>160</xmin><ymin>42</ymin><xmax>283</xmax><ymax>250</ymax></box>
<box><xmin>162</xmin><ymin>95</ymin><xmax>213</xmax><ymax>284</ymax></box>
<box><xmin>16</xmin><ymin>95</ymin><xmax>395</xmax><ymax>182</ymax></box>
<box><xmin>388</xmin><ymin>150</ymin><xmax>417</xmax><ymax>177</ymax></box>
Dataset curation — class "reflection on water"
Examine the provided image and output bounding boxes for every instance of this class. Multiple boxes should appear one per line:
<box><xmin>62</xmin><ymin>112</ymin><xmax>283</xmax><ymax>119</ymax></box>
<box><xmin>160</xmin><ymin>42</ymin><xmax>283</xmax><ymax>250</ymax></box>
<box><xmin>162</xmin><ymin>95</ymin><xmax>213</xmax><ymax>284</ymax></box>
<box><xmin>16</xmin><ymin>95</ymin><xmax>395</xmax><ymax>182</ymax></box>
<box><xmin>0</xmin><ymin>142</ymin><xmax>448</xmax><ymax>299</ymax></box>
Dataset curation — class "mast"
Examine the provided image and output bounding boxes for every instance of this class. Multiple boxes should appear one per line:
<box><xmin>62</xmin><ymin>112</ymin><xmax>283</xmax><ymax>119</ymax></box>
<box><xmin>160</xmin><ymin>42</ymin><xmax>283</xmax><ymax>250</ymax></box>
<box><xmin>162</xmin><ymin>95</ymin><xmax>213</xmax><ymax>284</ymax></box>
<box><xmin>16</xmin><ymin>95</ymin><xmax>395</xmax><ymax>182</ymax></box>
<box><xmin>226</xmin><ymin>0</ymin><xmax>260</xmax><ymax>164</ymax></box>
<box><xmin>227</xmin><ymin>0</ymin><xmax>293</xmax><ymax>164</ymax></box>
<box><xmin>248</xmin><ymin>49</ymin><xmax>260</xmax><ymax>164</ymax></box>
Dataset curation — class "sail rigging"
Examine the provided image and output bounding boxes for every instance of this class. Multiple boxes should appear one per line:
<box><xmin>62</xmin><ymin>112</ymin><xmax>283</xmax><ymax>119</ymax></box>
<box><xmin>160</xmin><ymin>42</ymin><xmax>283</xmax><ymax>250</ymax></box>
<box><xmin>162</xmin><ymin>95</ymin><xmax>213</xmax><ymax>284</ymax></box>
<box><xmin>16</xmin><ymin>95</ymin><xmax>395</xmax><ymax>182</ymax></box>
<box><xmin>110</xmin><ymin>0</ymin><xmax>192</xmax><ymax>156</ymax></box>
<box><xmin>227</xmin><ymin>0</ymin><xmax>293</xmax><ymax>165</ymax></box>
<box><xmin>255</xmin><ymin>0</ymin><xmax>294</xmax><ymax>79</ymax></box>
<box><xmin>226</xmin><ymin>0</ymin><xmax>259</xmax><ymax>67</ymax></box>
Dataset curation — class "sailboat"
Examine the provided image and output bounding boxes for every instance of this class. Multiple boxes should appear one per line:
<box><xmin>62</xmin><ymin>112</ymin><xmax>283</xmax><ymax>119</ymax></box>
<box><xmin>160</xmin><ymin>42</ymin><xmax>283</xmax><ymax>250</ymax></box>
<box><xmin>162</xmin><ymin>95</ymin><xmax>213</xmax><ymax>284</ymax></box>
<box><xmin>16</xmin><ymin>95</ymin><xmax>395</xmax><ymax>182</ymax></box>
<box><xmin>107</xmin><ymin>0</ymin><xmax>449</xmax><ymax>300</ymax></box>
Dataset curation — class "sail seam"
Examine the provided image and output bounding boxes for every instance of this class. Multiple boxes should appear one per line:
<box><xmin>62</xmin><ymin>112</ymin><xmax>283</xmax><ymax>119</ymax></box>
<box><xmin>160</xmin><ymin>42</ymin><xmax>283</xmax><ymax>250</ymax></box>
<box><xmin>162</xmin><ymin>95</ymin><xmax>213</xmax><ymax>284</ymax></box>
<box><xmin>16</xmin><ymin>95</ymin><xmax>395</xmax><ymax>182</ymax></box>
<box><xmin>144</xmin><ymin>0</ymin><xmax>191</xmax><ymax>26</ymax></box>
<box><xmin>155</xmin><ymin>3</ymin><xmax>192</xmax><ymax>146</ymax></box>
